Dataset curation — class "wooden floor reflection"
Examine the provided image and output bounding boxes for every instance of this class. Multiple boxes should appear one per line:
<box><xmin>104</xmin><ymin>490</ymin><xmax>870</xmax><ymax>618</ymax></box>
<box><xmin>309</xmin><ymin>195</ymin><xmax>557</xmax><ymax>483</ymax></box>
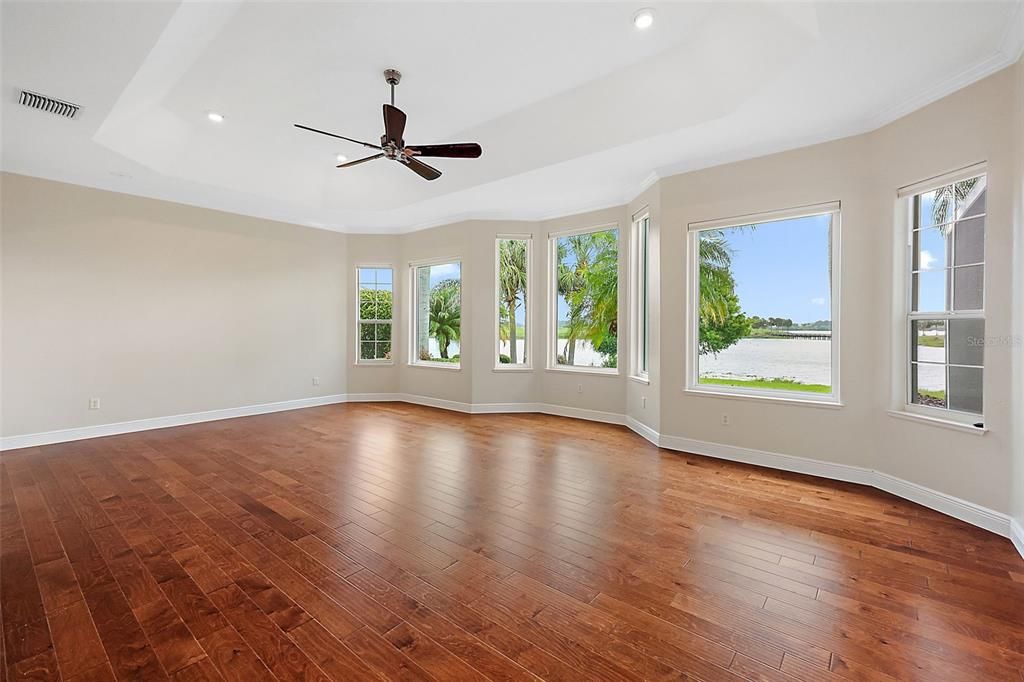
<box><xmin>2</xmin><ymin>402</ymin><xmax>1022</xmax><ymax>680</ymax></box>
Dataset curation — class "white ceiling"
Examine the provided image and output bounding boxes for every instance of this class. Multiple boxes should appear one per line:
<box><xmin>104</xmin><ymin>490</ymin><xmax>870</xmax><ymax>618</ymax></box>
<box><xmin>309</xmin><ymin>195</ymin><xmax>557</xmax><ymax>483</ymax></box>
<box><xmin>2</xmin><ymin>1</ymin><xmax>1022</xmax><ymax>234</ymax></box>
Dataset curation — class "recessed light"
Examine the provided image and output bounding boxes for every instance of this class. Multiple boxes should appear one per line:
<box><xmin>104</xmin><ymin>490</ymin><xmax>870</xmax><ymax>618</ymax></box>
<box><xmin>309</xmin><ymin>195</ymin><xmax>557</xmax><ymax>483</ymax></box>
<box><xmin>207</xmin><ymin>111</ymin><xmax>225</xmax><ymax>123</ymax></box>
<box><xmin>336</xmin><ymin>154</ymin><xmax>348</xmax><ymax>164</ymax></box>
<box><xmin>633</xmin><ymin>8</ymin><xmax>654</xmax><ymax>29</ymax></box>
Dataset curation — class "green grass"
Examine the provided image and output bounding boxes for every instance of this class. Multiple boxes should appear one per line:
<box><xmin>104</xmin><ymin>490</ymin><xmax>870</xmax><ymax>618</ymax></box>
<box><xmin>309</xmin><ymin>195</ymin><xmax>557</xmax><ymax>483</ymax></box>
<box><xmin>916</xmin><ymin>335</ymin><xmax>945</xmax><ymax>348</ymax></box>
<box><xmin>915</xmin><ymin>389</ymin><xmax>946</xmax><ymax>400</ymax></box>
<box><xmin>698</xmin><ymin>377</ymin><xmax>832</xmax><ymax>394</ymax></box>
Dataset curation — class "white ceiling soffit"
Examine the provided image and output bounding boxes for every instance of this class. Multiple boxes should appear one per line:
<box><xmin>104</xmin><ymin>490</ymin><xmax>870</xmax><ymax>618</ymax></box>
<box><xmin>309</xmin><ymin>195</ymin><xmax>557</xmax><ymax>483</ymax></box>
<box><xmin>2</xmin><ymin>1</ymin><xmax>1022</xmax><ymax>234</ymax></box>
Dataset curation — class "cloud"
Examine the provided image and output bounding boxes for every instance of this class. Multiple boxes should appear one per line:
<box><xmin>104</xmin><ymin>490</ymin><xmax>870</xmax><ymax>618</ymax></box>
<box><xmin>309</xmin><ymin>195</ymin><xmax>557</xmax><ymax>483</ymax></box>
<box><xmin>919</xmin><ymin>250</ymin><xmax>935</xmax><ymax>270</ymax></box>
<box><xmin>810</xmin><ymin>296</ymin><xmax>827</xmax><ymax>305</ymax></box>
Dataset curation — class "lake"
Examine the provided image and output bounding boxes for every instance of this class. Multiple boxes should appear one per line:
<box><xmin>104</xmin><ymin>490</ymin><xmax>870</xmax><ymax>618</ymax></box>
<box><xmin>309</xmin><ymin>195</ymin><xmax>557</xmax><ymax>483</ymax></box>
<box><xmin>700</xmin><ymin>338</ymin><xmax>944</xmax><ymax>390</ymax></box>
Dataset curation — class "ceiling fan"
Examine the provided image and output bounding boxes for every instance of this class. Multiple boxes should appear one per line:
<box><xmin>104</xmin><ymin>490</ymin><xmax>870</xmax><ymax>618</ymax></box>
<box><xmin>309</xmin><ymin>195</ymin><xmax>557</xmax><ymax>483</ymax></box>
<box><xmin>294</xmin><ymin>69</ymin><xmax>482</xmax><ymax>181</ymax></box>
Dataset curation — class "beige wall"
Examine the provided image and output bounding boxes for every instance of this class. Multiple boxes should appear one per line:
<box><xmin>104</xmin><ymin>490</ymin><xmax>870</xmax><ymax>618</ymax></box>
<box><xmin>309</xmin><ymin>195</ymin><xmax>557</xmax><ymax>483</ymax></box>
<box><xmin>1</xmin><ymin>174</ymin><xmax>349</xmax><ymax>436</ymax></box>
<box><xmin>1013</xmin><ymin>57</ymin><xmax>1024</xmax><ymax>531</ymax></box>
<box><xmin>3</xmin><ymin>60</ymin><xmax>1021</xmax><ymax>525</ymax></box>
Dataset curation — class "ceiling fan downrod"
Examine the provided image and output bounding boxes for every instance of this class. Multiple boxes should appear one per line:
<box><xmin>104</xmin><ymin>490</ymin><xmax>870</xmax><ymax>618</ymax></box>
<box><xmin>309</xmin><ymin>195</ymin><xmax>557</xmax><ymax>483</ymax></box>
<box><xmin>384</xmin><ymin>69</ymin><xmax>401</xmax><ymax>106</ymax></box>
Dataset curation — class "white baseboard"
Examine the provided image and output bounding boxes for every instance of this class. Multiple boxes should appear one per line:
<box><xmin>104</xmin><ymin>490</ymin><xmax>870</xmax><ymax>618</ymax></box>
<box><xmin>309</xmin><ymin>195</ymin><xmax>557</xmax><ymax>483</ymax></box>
<box><xmin>1011</xmin><ymin>518</ymin><xmax>1024</xmax><ymax>561</ymax></box>
<box><xmin>4</xmin><ymin>393</ymin><xmax>1020</xmax><ymax>560</ymax></box>
<box><xmin>658</xmin><ymin>433</ymin><xmax>874</xmax><ymax>487</ymax></box>
<box><xmin>0</xmin><ymin>394</ymin><xmax>348</xmax><ymax>451</ymax></box>
<box><xmin>625</xmin><ymin>416</ymin><xmax>659</xmax><ymax>445</ymax></box>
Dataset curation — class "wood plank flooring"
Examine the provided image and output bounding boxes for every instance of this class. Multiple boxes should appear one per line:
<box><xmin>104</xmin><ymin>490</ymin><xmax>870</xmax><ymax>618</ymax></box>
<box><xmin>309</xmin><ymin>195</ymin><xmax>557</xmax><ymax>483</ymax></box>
<box><xmin>2</xmin><ymin>402</ymin><xmax>1023</xmax><ymax>681</ymax></box>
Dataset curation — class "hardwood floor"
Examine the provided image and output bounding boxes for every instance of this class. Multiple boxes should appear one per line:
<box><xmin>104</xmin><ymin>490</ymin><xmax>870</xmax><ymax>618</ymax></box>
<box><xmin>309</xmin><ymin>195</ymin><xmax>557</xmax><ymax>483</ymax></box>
<box><xmin>2</xmin><ymin>403</ymin><xmax>1022</xmax><ymax>681</ymax></box>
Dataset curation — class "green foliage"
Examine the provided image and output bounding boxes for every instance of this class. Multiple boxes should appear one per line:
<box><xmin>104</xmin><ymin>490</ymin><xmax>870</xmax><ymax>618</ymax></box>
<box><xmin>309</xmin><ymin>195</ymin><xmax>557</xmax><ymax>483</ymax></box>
<box><xmin>359</xmin><ymin>287</ymin><xmax>393</xmax><ymax>321</ymax></box>
<box><xmin>698</xmin><ymin>282</ymin><xmax>751</xmax><ymax>355</ymax></box>
<box><xmin>429</xmin><ymin>278</ymin><xmax>461</xmax><ymax>359</ymax></box>
<box><xmin>498</xmin><ymin>240</ymin><xmax>528</xmax><ymax>363</ymax></box>
<box><xmin>499</xmin><ymin>354</ymin><xmax>512</xmax><ymax>364</ymax></box>
<box><xmin>556</xmin><ymin>230</ymin><xmax>618</xmax><ymax>364</ymax></box>
<box><xmin>596</xmin><ymin>334</ymin><xmax>618</xmax><ymax>369</ymax></box>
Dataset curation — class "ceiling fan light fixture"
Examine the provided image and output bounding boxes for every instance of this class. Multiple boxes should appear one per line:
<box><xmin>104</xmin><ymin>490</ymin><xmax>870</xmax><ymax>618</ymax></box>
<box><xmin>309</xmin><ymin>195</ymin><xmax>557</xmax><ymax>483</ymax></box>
<box><xmin>633</xmin><ymin>8</ymin><xmax>654</xmax><ymax>29</ymax></box>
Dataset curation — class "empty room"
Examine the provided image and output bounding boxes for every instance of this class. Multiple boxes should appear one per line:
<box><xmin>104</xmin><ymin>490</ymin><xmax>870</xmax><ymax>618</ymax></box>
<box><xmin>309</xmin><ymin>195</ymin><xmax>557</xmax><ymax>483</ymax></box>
<box><xmin>2</xmin><ymin>1</ymin><xmax>1024</xmax><ymax>680</ymax></box>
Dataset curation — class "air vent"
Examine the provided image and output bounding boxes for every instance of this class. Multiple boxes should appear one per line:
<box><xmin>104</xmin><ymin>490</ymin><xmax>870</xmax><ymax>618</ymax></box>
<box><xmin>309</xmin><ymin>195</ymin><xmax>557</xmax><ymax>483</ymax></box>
<box><xmin>18</xmin><ymin>89</ymin><xmax>80</xmax><ymax>119</ymax></box>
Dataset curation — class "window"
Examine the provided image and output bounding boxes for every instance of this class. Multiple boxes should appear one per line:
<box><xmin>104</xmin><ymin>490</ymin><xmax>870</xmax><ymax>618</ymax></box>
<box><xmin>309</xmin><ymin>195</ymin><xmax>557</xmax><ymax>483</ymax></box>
<box><xmin>904</xmin><ymin>169</ymin><xmax>986</xmax><ymax>421</ymax></box>
<box><xmin>496</xmin><ymin>237</ymin><xmax>530</xmax><ymax>368</ymax></box>
<box><xmin>549</xmin><ymin>226</ymin><xmax>619</xmax><ymax>371</ymax></box>
<box><xmin>357</xmin><ymin>267</ymin><xmax>393</xmax><ymax>363</ymax></box>
<box><xmin>411</xmin><ymin>259</ymin><xmax>462</xmax><ymax>367</ymax></box>
<box><xmin>688</xmin><ymin>204</ymin><xmax>840</xmax><ymax>401</ymax></box>
<box><xmin>631</xmin><ymin>212</ymin><xmax>650</xmax><ymax>378</ymax></box>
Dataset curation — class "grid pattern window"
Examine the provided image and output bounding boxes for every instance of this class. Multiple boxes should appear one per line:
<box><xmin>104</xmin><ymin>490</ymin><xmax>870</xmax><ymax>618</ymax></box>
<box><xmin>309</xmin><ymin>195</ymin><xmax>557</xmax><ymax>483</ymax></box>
<box><xmin>412</xmin><ymin>260</ymin><xmax>462</xmax><ymax>367</ymax></box>
<box><xmin>551</xmin><ymin>227</ymin><xmax>619</xmax><ymax>370</ymax></box>
<box><xmin>496</xmin><ymin>238</ymin><xmax>529</xmax><ymax>367</ymax></box>
<box><xmin>633</xmin><ymin>213</ymin><xmax>650</xmax><ymax>377</ymax></box>
<box><xmin>690</xmin><ymin>205</ymin><xmax>839</xmax><ymax>401</ymax></box>
<box><xmin>357</xmin><ymin>267</ymin><xmax>393</xmax><ymax>362</ymax></box>
<box><xmin>908</xmin><ymin>173</ymin><xmax>986</xmax><ymax>417</ymax></box>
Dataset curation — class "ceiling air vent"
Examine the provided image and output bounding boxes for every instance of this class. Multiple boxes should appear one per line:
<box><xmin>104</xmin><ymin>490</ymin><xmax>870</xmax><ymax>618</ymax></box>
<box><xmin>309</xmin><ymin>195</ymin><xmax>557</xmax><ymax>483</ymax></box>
<box><xmin>18</xmin><ymin>89</ymin><xmax>80</xmax><ymax>119</ymax></box>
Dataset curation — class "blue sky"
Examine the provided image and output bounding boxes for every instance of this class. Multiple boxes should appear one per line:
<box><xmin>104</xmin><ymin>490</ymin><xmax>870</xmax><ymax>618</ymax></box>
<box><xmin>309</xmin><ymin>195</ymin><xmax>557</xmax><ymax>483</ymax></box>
<box><xmin>718</xmin><ymin>214</ymin><xmax>832</xmax><ymax>323</ymax></box>
<box><xmin>428</xmin><ymin>262</ymin><xmax>460</xmax><ymax>286</ymax></box>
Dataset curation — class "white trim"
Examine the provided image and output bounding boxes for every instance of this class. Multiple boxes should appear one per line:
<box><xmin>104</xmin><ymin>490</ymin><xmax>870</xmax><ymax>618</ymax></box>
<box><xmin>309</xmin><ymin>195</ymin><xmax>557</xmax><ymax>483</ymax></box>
<box><xmin>686</xmin><ymin>205</ymin><xmax>841</xmax><ymax>404</ymax></box>
<box><xmin>3</xmin><ymin>396</ymin><xmax>1017</xmax><ymax>554</ymax></box>
<box><xmin>684</xmin><ymin>387</ymin><xmax>843</xmax><ymax>410</ymax></box>
<box><xmin>687</xmin><ymin>201</ymin><xmax>840</xmax><ymax>232</ymax></box>
<box><xmin>896</xmin><ymin>161</ymin><xmax>987</xmax><ymax>198</ymax></box>
<box><xmin>544</xmin><ymin>366</ymin><xmax>620</xmax><ymax>377</ymax></box>
<box><xmin>494</xmin><ymin>236</ymin><xmax>533</xmax><ymax>370</ymax></box>
<box><xmin>1011</xmin><ymin>519</ymin><xmax>1024</xmax><ymax>561</ymax></box>
<box><xmin>547</xmin><ymin>221</ymin><xmax>619</xmax><ymax>240</ymax></box>
<box><xmin>355</xmin><ymin>264</ymin><xmax>395</xmax><ymax>366</ymax></box>
<box><xmin>625</xmin><ymin>416</ymin><xmax>658</xmax><ymax>445</ymax></box>
<box><xmin>409</xmin><ymin>257</ymin><xmax>462</xmax><ymax>369</ymax></box>
<box><xmin>546</xmin><ymin>223</ymin><xmax>622</xmax><ymax>373</ymax></box>
<box><xmin>0</xmin><ymin>394</ymin><xmax>348</xmax><ymax>450</ymax></box>
<box><xmin>655</xmin><ymin>431</ymin><xmax>1011</xmax><ymax>538</ymax></box>
<box><xmin>886</xmin><ymin>409</ymin><xmax>987</xmax><ymax>435</ymax></box>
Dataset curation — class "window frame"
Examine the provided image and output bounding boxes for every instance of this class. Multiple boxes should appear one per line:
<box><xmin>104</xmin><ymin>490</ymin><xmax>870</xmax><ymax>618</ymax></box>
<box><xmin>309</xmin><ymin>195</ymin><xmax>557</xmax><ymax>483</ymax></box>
<box><xmin>494</xmin><ymin>235</ymin><xmax>533</xmax><ymax>372</ymax></box>
<box><xmin>685</xmin><ymin>202</ymin><xmax>842</xmax><ymax>405</ymax></box>
<box><xmin>546</xmin><ymin>223</ymin><xmax>621</xmax><ymax>376</ymax></box>
<box><xmin>896</xmin><ymin>163</ymin><xmax>987</xmax><ymax>426</ymax></box>
<box><xmin>630</xmin><ymin>210</ymin><xmax>651</xmax><ymax>382</ymax></box>
<box><xmin>355</xmin><ymin>264</ymin><xmax>395</xmax><ymax>366</ymax></box>
<box><xmin>408</xmin><ymin>255</ymin><xmax>463</xmax><ymax>371</ymax></box>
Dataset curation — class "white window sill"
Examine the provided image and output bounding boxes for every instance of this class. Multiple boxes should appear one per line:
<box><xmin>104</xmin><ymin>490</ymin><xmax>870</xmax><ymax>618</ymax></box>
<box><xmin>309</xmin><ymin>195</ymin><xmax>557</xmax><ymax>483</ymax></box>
<box><xmin>408</xmin><ymin>362</ymin><xmax>461</xmax><ymax>371</ymax></box>
<box><xmin>354</xmin><ymin>361</ymin><xmax>394</xmax><ymax>367</ymax></box>
<box><xmin>887</xmin><ymin>410</ymin><xmax>987</xmax><ymax>436</ymax></box>
<box><xmin>629</xmin><ymin>374</ymin><xmax>650</xmax><ymax>385</ymax></box>
<box><xmin>492</xmin><ymin>366</ymin><xmax>533</xmax><ymax>373</ymax></box>
<box><xmin>684</xmin><ymin>387</ymin><xmax>842</xmax><ymax>410</ymax></box>
<box><xmin>545</xmin><ymin>366</ymin><xmax>620</xmax><ymax>377</ymax></box>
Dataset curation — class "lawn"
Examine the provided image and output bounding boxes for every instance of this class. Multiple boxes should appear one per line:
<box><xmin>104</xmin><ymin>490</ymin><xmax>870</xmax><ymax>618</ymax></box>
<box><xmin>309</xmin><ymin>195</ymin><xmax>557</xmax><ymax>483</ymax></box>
<box><xmin>698</xmin><ymin>377</ymin><xmax>832</xmax><ymax>393</ymax></box>
<box><xmin>916</xmin><ymin>335</ymin><xmax>945</xmax><ymax>348</ymax></box>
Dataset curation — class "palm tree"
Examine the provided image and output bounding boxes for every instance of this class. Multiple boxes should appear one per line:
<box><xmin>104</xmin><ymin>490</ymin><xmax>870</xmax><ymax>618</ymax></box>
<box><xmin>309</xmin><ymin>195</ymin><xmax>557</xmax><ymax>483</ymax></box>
<box><xmin>698</xmin><ymin>230</ymin><xmax>735</xmax><ymax>324</ymax></box>
<box><xmin>930</xmin><ymin>177</ymin><xmax>980</xmax><ymax>227</ymax></box>
<box><xmin>429</xmin><ymin>278</ymin><xmax>460</xmax><ymax>359</ymax></box>
<box><xmin>497</xmin><ymin>240</ymin><xmax>527</xmax><ymax>364</ymax></box>
<box><xmin>556</xmin><ymin>235</ymin><xmax>591</xmax><ymax>364</ymax></box>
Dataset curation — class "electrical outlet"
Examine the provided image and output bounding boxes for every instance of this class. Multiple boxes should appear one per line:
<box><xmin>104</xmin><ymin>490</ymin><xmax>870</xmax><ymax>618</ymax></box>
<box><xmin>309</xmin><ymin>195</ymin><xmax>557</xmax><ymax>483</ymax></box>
<box><xmin>576</xmin><ymin>384</ymin><xmax>583</xmax><ymax>394</ymax></box>
<box><xmin>721</xmin><ymin>413</ymin><xmax>730</xmax><ymax>426</ymax></box>
<box><xmin>641</xmin><ymin>396</ymin><xmax>647</xmax><ymax>409</ymax></box>
<box><xmin>312</xmin><ymin>376</ymin><xmax>320</xmax><ymax>386</ymax></box>
<box><xmin>88</xmin><ymin>398</ymin><xmax>101</xmax><ymax>410</ymax></box>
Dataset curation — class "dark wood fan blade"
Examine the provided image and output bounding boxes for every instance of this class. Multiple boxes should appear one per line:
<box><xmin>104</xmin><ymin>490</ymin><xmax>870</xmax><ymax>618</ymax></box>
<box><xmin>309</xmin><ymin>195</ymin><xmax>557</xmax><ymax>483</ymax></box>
<box><xmin>383</xmin><ymin>104</ymin><xmax>406</xmax><ymax>146</ymax></box>
<box><xmin>294</xmin><ymin>124</ymin><xmax>381</xmax><ymax>150</ymax></box>
<box><xmin>405</xmin><ymin>143</ymin><xmax>482</xmax><ymax>158</ymax></box>
<box><xmin>403</xmin><ymin>157</ymin><xmax>441</xmax><ymax>181</ymax></box>
<box><xmin>337</xmin><ymin>153</ymin><xmax>384</xmax><ymax>168</ymax></box>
